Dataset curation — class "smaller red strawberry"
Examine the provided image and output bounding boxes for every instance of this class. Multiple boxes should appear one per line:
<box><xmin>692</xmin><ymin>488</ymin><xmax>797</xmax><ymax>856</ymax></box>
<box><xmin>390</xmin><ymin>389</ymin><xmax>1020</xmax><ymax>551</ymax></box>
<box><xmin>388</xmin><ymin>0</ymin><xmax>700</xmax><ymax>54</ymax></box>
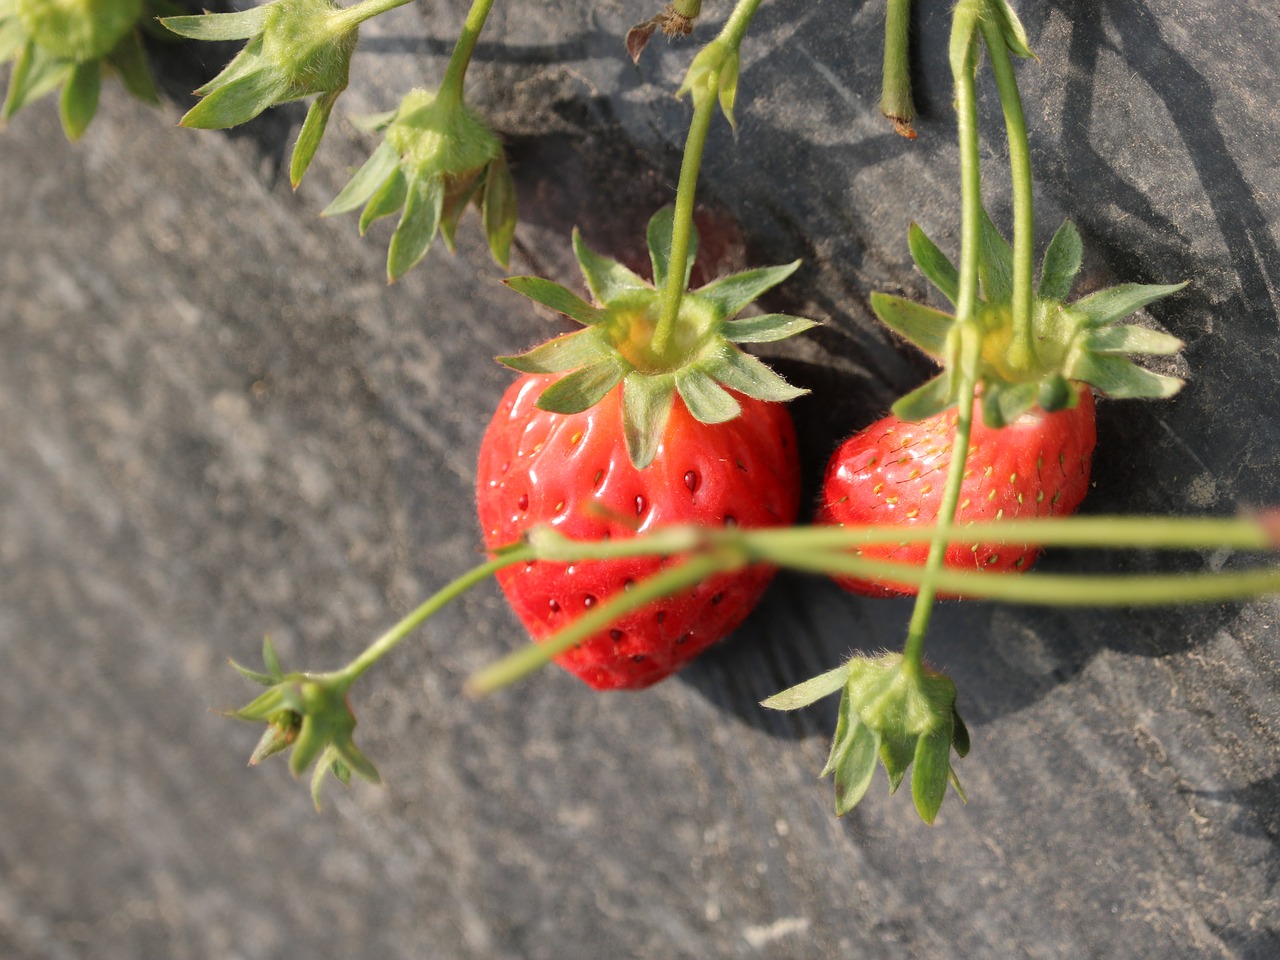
<box><xmin>817</xmin><ymin>385</ymin><xmax>1095</xmax><ymax>596</ymax></box>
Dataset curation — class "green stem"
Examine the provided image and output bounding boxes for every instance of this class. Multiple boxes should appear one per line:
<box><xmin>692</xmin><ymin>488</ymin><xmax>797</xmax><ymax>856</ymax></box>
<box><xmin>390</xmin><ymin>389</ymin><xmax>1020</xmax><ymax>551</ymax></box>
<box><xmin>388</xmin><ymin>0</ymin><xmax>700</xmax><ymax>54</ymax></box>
<box><xmin>336</xmin><ymin>546</ymin><xmax>533</xmax><ymax>687</ymax></box>
<box><xmin>882</xmin><ymin>0</ymin><xmax>915</xmax><ymax>136</ymax></box>
<box><xmin>981</xmin><ymin>13</ymin><xmax>1036</xmax><ymax>371</ymax></box>
<box><xmin>651</xmin><ymin>0</ymin><xmax>766</xmax><ymax>357</ymax></box>
<box><xmin>437</xmin><ymin>0</ymin><xmax>498</xmax><ymax>106</ymax></box>
<box><xmin>343</xmin><ymin>0</ymin><xmax>417</xmax><ymax>27</ymax></box>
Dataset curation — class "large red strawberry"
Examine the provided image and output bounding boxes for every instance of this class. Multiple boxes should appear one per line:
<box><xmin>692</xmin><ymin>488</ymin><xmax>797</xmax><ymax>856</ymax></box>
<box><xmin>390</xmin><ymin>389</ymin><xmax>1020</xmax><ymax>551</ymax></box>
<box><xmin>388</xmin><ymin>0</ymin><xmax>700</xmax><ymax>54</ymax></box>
<box><xmin>477</xmin><ymin>207</ymin><xmax>814</xmax><ymax>688</ymax></box>
<box><xmin>817</xmin><ymin>386</ymin><xmax>1095</xmax><ymax>596</ymax></box>
<box><xmin>818</xmin><ymin>214</ymin><xmax>1184</xmax><ymax>596</ymax></box>
<box><xmin>477</xmin><ymin>373</ymin><xmax>799</xmax><ymax>688</ymax></box>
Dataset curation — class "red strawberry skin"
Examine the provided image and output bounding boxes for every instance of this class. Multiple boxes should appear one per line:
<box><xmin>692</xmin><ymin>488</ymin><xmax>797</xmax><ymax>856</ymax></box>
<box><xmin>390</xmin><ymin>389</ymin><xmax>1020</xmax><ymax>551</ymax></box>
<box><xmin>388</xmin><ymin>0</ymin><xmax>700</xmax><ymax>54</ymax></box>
<box><xmin>816</xmin><ymin>387</ymin><xmax>1096</xmax><ymax>597</ymax></box>
<box><xmin>476</xmin><ymin>373</ymin><xmax>801</xmax><ymax>689</ymax></box>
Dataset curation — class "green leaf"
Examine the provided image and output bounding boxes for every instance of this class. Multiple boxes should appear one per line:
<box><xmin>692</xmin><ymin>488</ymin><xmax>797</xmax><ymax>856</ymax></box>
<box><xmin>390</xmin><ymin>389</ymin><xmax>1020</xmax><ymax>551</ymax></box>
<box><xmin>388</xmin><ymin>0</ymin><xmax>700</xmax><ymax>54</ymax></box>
<box><xmin>761</xmin><ymin>663</ymin><xmax>852</xmax><ymax>711</ymax></box>
<box><xmin>879</xmin><ymin>733</ymin><xmax>915</xmax><ymax>793</ymax></box>
<box><xmin>675</xmin><ymin>368</ymin><xmax>740</xmax><ymax>424</ymax></box>
<box><xmin>503</xmin><ymin>277</ymin><xmax>605</xmax><ymax>326</ymax></box>
<box><xmin>982</xmin><ymin>379</ymin><xmax>1040</xmax><ymax>428</ymax></box>
<box><xmin>1086</xmin><ymin>325</ymin><xmax>1184</xmax><ymax>356</ymax></box>
<box><xmin>719</xmin><ymin>48</ymin><xmax>740</xmax><ymax>128</ymax></box>
<box><xmin>59</xmin><ymin>60</ymin><xmax>100</xmax><ymax>141</ymax></box>
<box><xmin>1038</xmin><ymin>219</ymin><xmax>1083</xmax><ymax>301</ymax></box>
<box><xmin>387</xmin><ymin>176</ymin><xmax>444</xmax><ymax>281</ymax></box>
<box><xmin>1067</xmin><ymin>353</ymin><xmax>1184</xmax><ymax>400</ymax></box>
<box><xmin>949</xmin><ymin>0</ymin><xmax>982</xmax><ymax>80</ymax></box>
<box><xmin>322</xmin><ymin>138</ymin><xmax>400</xmax><ymax>217</ymax></box>
<box><xmin>646</xmin><ymin>205</ymin><xmax>698</xmax><ymax>293</ymax></box>
<box><xmin>0</xmin><ymin>16</ymin><xmax>26</xmax><ymax>64</ymax></box>
<box><xmin>723</xmin><ymin>313</ymin><xmax>819</xmax><ymax>344</ymax></box>
<box><xmin>499</xmin><ymin>326</ymin><xmax>611</xmax><ymax>374</ymax></box>
<box><xmin>192</xmin><ymin>39</ymin><xmax>263</xmax><ymax>97</ymax></box>
<box><xmin>695</xmin><ymin>261</ymin><xmax>801</xmax><ymax>319</ymax></box>
<box><xmin>536</xmin><ymin>358</ymin><xmax>629</xmax><ymax>414</ymax></box>
<box><xmin>821</xmin><ymin>686</ymin><xmax>853</xmax><ymax>778</ymax></box>
<box><xmin>834</xmin><ymin>720</ymin><xmax>881</xmax><ymax>816</ymax></box>
<box><xmin>1038</xmin><ymin>374</ymin><xmax>1074</xmax><ymax>413</ymax></box>
<box><xmin>978</xmin><ymin>206</ymin><xmax>1013</xmax><ymax>305</ymax></box>
<box><xmin>181</xmin><ymin>66</ymin><xmax>287</xmax><ymax>129</ymax></box>
<box><xmin>990</xmin><ymin>0</ymin><xmax>1035</xmax><ymax>58</ymax></box>
<box><xmin>573</xmin><ymin>229</ymin><xmax>649</xmax><ymax>305</ymax></box>
<box><xmin>262</xmin><ymin>636</ymin><xmax>283</xmax><ymax>680</ymax></box>
<box><xmin>229</xmin><ymin>658</ymin><xmax>276</xmax><ymax>686</ymax></box>
<box><xmin>160</xmin><ymin>8</ymin><xmax>272</xmax><ymax>41</ymax></box>
<box><xmin>952</xmin><ymin>705</ymin><xmax>970</xmax><ymax>758</ymax></box>
<box><xmin>439</xmin><ymin>173</ymin><xmax>483</xmax><ymax>253</ymax></box>
<box><xmin>482</xmin><ymin>152</ymin><xmax>518</xmax><ymax>269</ymax></box>
<box><xmin>911</xmin><ymin>721</ymin><xmax>954</xmax><ymax>824</ymax></box>
<box><xmin>702</xmin><ymin>345</ymin><xmax>806</xmax><ymax>403</ymax></box>
<box><xmin>622</xmin><ymin>372</ymin><xmax>676</xmax><ymax>469</ymax></box>
<box><xmin>1073</xmin><ymin>282</ymin><xmax>1188</xmax><ymax>327</ymax></box>
<box><xmin>869</xmin><ymin>292</ymin><xmax>954</xmax><ymax>360</ymax></box>
<box><xmin>3</xmin><ymin>41</ymin><xmax>70</xmax><ymax>120</ymax></box>
<box><xmin>290</xmin><ymin>88</ymin><xmax>339</xmax><ymax>187</ymax></box>
<box><xmin>359</xmin><ymin>167</ymin><xmax>408</xmax><ymax>235</ymax></box>
<box><xmin>908</xmin><ymin>223</ymin><xmax>960</xmax><ymax>304</ymax></box>
<box><xmin>891</xmin><ymin>372</ymin><xmax>955</xmax><ymax>422</ymax></box>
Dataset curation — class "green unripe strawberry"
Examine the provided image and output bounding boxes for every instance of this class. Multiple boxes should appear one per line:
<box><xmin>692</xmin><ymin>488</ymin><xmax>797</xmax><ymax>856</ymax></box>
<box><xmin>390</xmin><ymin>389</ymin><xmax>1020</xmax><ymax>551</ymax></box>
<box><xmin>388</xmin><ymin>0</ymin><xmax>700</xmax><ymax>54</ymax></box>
<box><xmin>16</xmin><ymin>0</ymin><xmax>140</xmax><ymax>61</ymax></box>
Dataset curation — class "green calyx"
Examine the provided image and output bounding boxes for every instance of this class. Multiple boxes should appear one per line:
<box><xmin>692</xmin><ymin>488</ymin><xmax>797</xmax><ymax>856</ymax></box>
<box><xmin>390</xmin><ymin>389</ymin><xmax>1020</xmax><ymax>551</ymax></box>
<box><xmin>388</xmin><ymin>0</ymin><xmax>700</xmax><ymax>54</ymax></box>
<box><xmin>873</xmin><ymin>210</ymin><xmax>1187</xmax><ymax>427</ymax></box>
<box><xmin>230</xmin><ymin>636</ymin><xmax>380</xmax><ymax>810</ymax></box>
<box><xmin>763</xmin><ymin>653</ymin><xmax>969</xmax><ymax>823</ymax></box>
<box><xmin>15</xmin><ymin>0</ymin><xmax>139</xmax><ymax>61</ymax></box>
<box><xmin>499</xmin><ymin>206</ymin><xmax>816</xmax><ymax>469</ymax></box>
<box><xmin>322</xmin><ymin>88</ymin><xmax>513</xmax><ymax>281</ymax></box>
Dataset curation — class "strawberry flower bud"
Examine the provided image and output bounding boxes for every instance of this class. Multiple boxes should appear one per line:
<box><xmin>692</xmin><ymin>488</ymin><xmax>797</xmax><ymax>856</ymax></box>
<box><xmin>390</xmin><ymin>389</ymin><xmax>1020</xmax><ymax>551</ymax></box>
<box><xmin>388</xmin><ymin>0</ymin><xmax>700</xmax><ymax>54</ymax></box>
<box><xmin>321</xmin><ymin>87</ymin><xmax>513</xmax><ymax>281</ymax></box>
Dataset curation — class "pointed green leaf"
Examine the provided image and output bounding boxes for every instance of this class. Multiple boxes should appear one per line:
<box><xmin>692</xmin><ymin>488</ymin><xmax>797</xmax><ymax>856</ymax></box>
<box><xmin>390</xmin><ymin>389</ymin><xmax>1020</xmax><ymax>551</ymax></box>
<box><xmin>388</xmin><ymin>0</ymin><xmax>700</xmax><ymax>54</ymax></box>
<box><xmin>984</xmin><ymin>379</ymin><xmax>1040</xmax><ymax>428</ymax></box>
<box><xmin>352</xmin><ymin>107</ymin><xmax>399</xmax><ymax>131</ymax></box>
<box><xmin>622</xmin><ymin>372</ymin><xmax>676</xmax><ymax>469</ymax></box>
<box><xmin>719</xmin><ymin>48</ymin><xmax>740</xmax><ymax>128</ymax></box>
<box><xmin>192</xmin><ymin>39</ymin><xmax>263</xmax><ymax>97</ymax></box>
<box><xmin>911</xmin><ymin>721</ymin><xmax>953</xmax><ymax>824</ymax></box>
<box><xmin>1072</xmin><ymin>281</ymin><xmax>1188</xmax><ymax>327</ymax></box>
<box><xmin>0</xmin><ymin>16</ymin><xmax>26</xmax><ymax>64</ymax></box>
<box><xmin>702</xmin><ymin>345</ymin><xmax>806</xmax><ymax>403</ymax></box>
<box><xmin>231</xmin><ymin>684</ymin><xmax>293</xmax><ymax>722</ymax></box>
<box><xmin>288</xmin><ymin>714</ymin><xmax>330</xmax><ymax>777</ymax></box>
<box><xmin>879</xmin><ymin>733</ymin><xmax>915</xmax><ymax>793</ymax></box>
<box><xmin>229</xmin><ymin>658</ymin><xmax>276</xmax><ymax>687</ymax></box>
<box><xmin>387</xmin><ymin>176</ymin><xmax>444</xmax><ymax>281</ymax></box>
<box><xmin>504</xmin><ymin>277</ymin><xmax>606</xmax><ymax>326</ymax></box>
<box><xmin>762</xmin><ymin>663</ymin><xmax>852</xmax><ymax>711</ymax></box>
<box><xmin>1038</xmin><ymin>374</ymin><xmax>1074</xmax><ymax>413</ymax></box>
<box><xmin>161</xmin><ymin>9</ymin><xmax>272</xmax><ymax>41</ymax></box>
<box><xmin>261</xmin><ymin>636</ymin><xmax>283</xmax><ymax>679</ymax></box>
<box><xmin>1038</xmin><ymin>219</ymin><xmax>1083</xmax><ymax>301</ymax></box>
<box><xmin>675</xmin><ymin>368</ymin><xmax>740</xmax><ymax>424</ymax></box>
<box><xmin>1066</xmin><ymin>353</ymin><xmax>1184</xmax><ymax>400</ymax></box>
<box><xmin>499</xmin><ymin>326</ymin><xmax>612</xmax><ymax>374</ymax></box>
<box><xmin>3</xmin><ymin>41</ymin><xmax>70</xmax><ymax>120</ymax></box>
<box><xmin>573</xmin><ymin>229</ymin><xmax>649</xmax><ymax>305</ymax></box>
<box><xmin>695</xmin><ymin>261</ymin><xmax>801</xmax><ymax>319</ymax></box>
<box><xmin>536</xmin><ymin>358</ymin><xmax>629</xmax><ymax>414</ymax></box>
<box><xmin>869</xmin><ymin>292</ymin><xmax>954</xmax><ymax>359</ymax></box>
<box><xmin>990</xmin><ymin>0</ymin><xmax>1035</xmax><ymax>58</ymax></box>
<box><xmin>1086</xmin><ymin>325</ymin><xmax>1184</xmax><ymax>356</ymax></box>
<box><xmin>952</xmin><ymin>705</ymin><xmax>970</xmax><ymax>759</ymax></box>
<box><xmin>323</xmin><ymin>138</ymin><xmax>400</xmax><ymax>217</ymax></box>
<box><xmin>59</xmin><ymin>60</ymin><xmax>100</xmax><ymax>141</ymax></box>
<box><xmin>646</xmin><ymin>205</ymin><xmax>698</xmax><ymax>293</ymax></box>
<box><xmin>310</xmin><ymin>748</ymin><xmax>333</xmax><ymax>808</ymax></box>
<box><xmin>181</xmin><ymin>67</ymin><xmax>286</xmax><ymax>129</ymax></box>
<box><xmin>723</xmin><ymin>313</ymin><xmax>819</xmax><ymax>344</ymax></box>
<box><xmin>335</xmin><ymin>736</ymin><xmax>380</xmax><ymax>784</ymax></box>
<box><xmin>891</xmin><ymin>372</ymin><xmax>955</xmax><ymax>422</ymax></box>
<box><xmin>359</xmin><ymin>166</ymin><xmax>408</xmax><ymax>234</ymax></box>
<box><xmin>103</xmin><ymin>29</ymin><xmax>159</xmax><ymax>103</ymax></box>
<box><xmin>948</xmin><ymin>768</ymin><xmax>968</xmax><ymax>803</ymax></box>
<box><xmin>834</xmin><ymin>720</ymin><xmax>881</xmax><ymax>816</ymax></box>
<box><xmin>439</xmin><ymin>173</ymin><xmax>483</xmax><ymax>253</ymax></box>
<box><xmin>482</xmin><ymin>152</ymin><xmax>518</xmax><ymax>269</ymax></box>
<box><xmin>978</xmin><ymin>206</ymin><xmax>1014</xmax><ymax>304</ymax></box>
<box><xmin>290</xmin><ymin>89</ymin><xmax>339</xmax><ymax>187</ymax></box>
<box><xmin>908</xmin><ymin>223</ymin><xmax>960</xmax><ymax>304</ymax></box>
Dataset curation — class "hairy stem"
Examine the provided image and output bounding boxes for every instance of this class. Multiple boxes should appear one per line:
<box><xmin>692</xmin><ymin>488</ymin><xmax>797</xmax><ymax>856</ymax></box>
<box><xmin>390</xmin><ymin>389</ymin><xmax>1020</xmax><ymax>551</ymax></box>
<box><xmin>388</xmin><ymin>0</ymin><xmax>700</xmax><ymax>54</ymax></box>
<box><xmin>437</xmin><ymin>0</ymin><xmax>499</xmax><ymax>106</ymax></box>
<box><xmin>882</xmin><ymin>0</ymin><xmax>915</xmax><ymax>136</ymax></box>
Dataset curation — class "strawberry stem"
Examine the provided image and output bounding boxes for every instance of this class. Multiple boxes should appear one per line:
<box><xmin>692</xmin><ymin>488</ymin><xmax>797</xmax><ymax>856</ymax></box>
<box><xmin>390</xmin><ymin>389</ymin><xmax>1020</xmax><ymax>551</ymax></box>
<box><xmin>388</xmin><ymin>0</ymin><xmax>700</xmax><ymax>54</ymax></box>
<box><xmin>881</xmin><ymin>0</ymin><xmax>916</xmax><ymax>137</ymax></box>
<box><xmin>437</xmin><ymin>0</ymin><xmax>499</xmax><ymax>108</ymax></box>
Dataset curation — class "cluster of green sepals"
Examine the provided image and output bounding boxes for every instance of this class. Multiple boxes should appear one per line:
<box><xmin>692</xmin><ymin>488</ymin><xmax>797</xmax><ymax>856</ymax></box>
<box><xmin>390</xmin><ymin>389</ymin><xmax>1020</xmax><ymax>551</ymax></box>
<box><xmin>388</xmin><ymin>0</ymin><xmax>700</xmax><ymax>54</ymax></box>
<box><xmin>0</xmin><ymin>0</ymin><xmax>167</xmax><ymax>139</ymax></box>
<box><xmin>876</xmin><ymin>211</ymin><xmax>1187</xmax><ymax>427</ymax></box>
<box><xmin>500</xmin><ymin>205</ymin><xmax>816</xmax><ymax>468</ymax></box>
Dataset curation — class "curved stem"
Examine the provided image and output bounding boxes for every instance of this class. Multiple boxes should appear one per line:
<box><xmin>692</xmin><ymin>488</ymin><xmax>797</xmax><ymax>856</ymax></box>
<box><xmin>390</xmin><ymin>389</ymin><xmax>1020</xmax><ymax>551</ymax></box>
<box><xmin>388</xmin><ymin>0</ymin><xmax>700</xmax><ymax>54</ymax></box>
<box><xmin>437</xmin><ymin>0</ymin><xmax>499</xmax><ymax>106</ymax></box>
<box><xmin>981</xmin><ymin>14</ymin><xmax>1036</xmax><ymax>371</ymax></box>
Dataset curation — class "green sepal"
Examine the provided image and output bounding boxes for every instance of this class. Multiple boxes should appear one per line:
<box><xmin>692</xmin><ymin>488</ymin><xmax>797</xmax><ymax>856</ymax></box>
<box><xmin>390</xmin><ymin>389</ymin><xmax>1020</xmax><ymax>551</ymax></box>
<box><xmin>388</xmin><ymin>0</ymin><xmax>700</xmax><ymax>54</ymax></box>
<box><xmin>951</xmin><ymin>705</ymin><xmax>971</xmax><ymax>758</ymax></box>
<box><xmin>1072</xmin><ymin>281</ymin><xmax>1188</xmax><ymax>328</ymax></box>
<box><xmin>3</xmin><ymin>40</ymin><xmax>70</xmax><ymax>119</ymax></box>
<box><xmin>911</xmin><ymin>720</ymin><xmax>954</xmax><ymax>825</ymax></box>
<box><xmin>948</xmin><ymin>0</ymin><xmax>982</xmax><ymax>80</ymax></box>
<box><xmin>989</xmin><ymin>0</ymin><xmax>1035</xmax><ymax>58</ymax></box>
<box><xmin>833</xmin><ymin>711</ymin><xmax>881</xmax><ymax>816</ymax></box>
<box><xmin>290</xmin><ymin>87</ymin><xmax>338</xmax><ymax>186</ymax></box>
<box><xmin>696</xmin><ymin>261</ymin><xmax>801</xmax><ymax>320</ymax></box>
<box><xmin>761</xmin><ymin>662</ymin><xmax>853</xmax><ymax>711</ymax></box>
<box><xmin>675</xmin><ymin>368</ymin><xmax>740</xmax><ymax>424</ymax></box>
<box><xmin>59</xmin><ymin>60</ymin><xmax>100</xmax><ymax>141</ymax></box>
<box><xmin>536</xmin><ymin>357</ymin><xmax>629</xmax><ymax>414</ymax></box>
<box><xmin>1037</xmin><ymin>374</ymin><xmax>1074</xmax><ymax>413</ymax></box>
<box><xmin>573</xmin><ymin>229</ymin><xmax>648</xmax><ymax>304</ymax></box>
<box><xmin>1066</xmin><ymin>353</ymin><xmax>1183</xmax><ymax>400</ymax></box>
<box><xmin>359</xmin><ymin>167</ymin><xmax>408</xmax><ymax>235</ymax></box>
<box><xmin>439</xmin><ymin>172</ymin><xmax>484</xmax><ymax>253</ymax></box>
<box><xmin>978</xmin><ymin>206</ymin><xmax>1014</xmax><ymax>305</ymax></box>
<box><xmin>820</xmin><ymin>685</ymin><xmax>851</xmax><ymax>778</ymax></box>
<box><xmin>879</xmin><ymin>733</ymin><xmax>915</xmax><ymax>793</ymax></box>
<box><xmin>891</xmin><ymin>372</ymin><xmax>955</xmax><ymax>422</ymax></box>
<box><xmin>1086</xmin><ymin>324</ymin><xmax>1184</xmax><ymax>356</ymax></box>
<box><xmin>387</xmin><ymin>175</ymin><xmax>444</xmax><ymax>282</ymax></box>
<box><xmin>322</xmin><ymin>138</ymin><xmax>400</xmax><ymax>217</ymax></box>
<box><xmin>909</xmin><ymin>223</ymin><xmax>960</xmax><ymax>304</ymax></box>
<box><xmin>180</xmin><ymin>61</ymin><xmax>286</xmax><ymax>129</ymax></box>
<box><xmin>718</xmin><ymin>48</ymin><xmax>740</xmax><ymax>129</ymax></box>
<box><xmin>106</xmin><ymin>28</ymin><xmax>159</xmax><ymax>103</ymax></box>
<box><xmin>504</xmin><ymin>277</ymin><xmax>606</xmax><ymax>327</ymax></box>
<box><xmin>870</xmin><ymin>292</ymin><xmax>954</xmax><ymax>360</ymax></box>
<box><xmin>161</xmin><ymin>8</ymin><xmax>272</xmax><ymax>41</ymax></box>
<box><xmin>499</xmin><ymin>326</ymin><xmax>611</xmax><ymax>374</ymax></box>
<box><xmin>622</xmin><ymin>372</ymin><xmax>676</xmax><ymax>470</ymax></box>
<box><xmin>482</xmin><ymin>152</ymin><xmax>518</xmax><ymax>269</ymax></box>
<box><xmin>1038</xmin><ymin>219</ymin><xmax>1083</xmax><ymax>302</ymax></box>
<box><xmin>723</xmin><ymin>313</ymin><xmax>819</xmax><ymax>344</ymax></box>
<box><xmin>647</xmin><ymin>205</ymin><xmax>698</xmax><ymax>293</ymax></box>
<box><xmin>702</xmin><ymin>344</ymin><xmax>806</xmax><ymax>403</ymax></box>
<box><xmin>982</xmin><ymin>378</ymin><xmax>1042</xmax><ymax>428</ymax></box>
<box><xmin>249</xmin><ymin>719</ymin><xmax>298</xmax><ymax>765</ymax></box>
<box><xmin>0</xmin><ymin>14</ymin><xmax>25</xmax><ymax>64</ymax></box>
